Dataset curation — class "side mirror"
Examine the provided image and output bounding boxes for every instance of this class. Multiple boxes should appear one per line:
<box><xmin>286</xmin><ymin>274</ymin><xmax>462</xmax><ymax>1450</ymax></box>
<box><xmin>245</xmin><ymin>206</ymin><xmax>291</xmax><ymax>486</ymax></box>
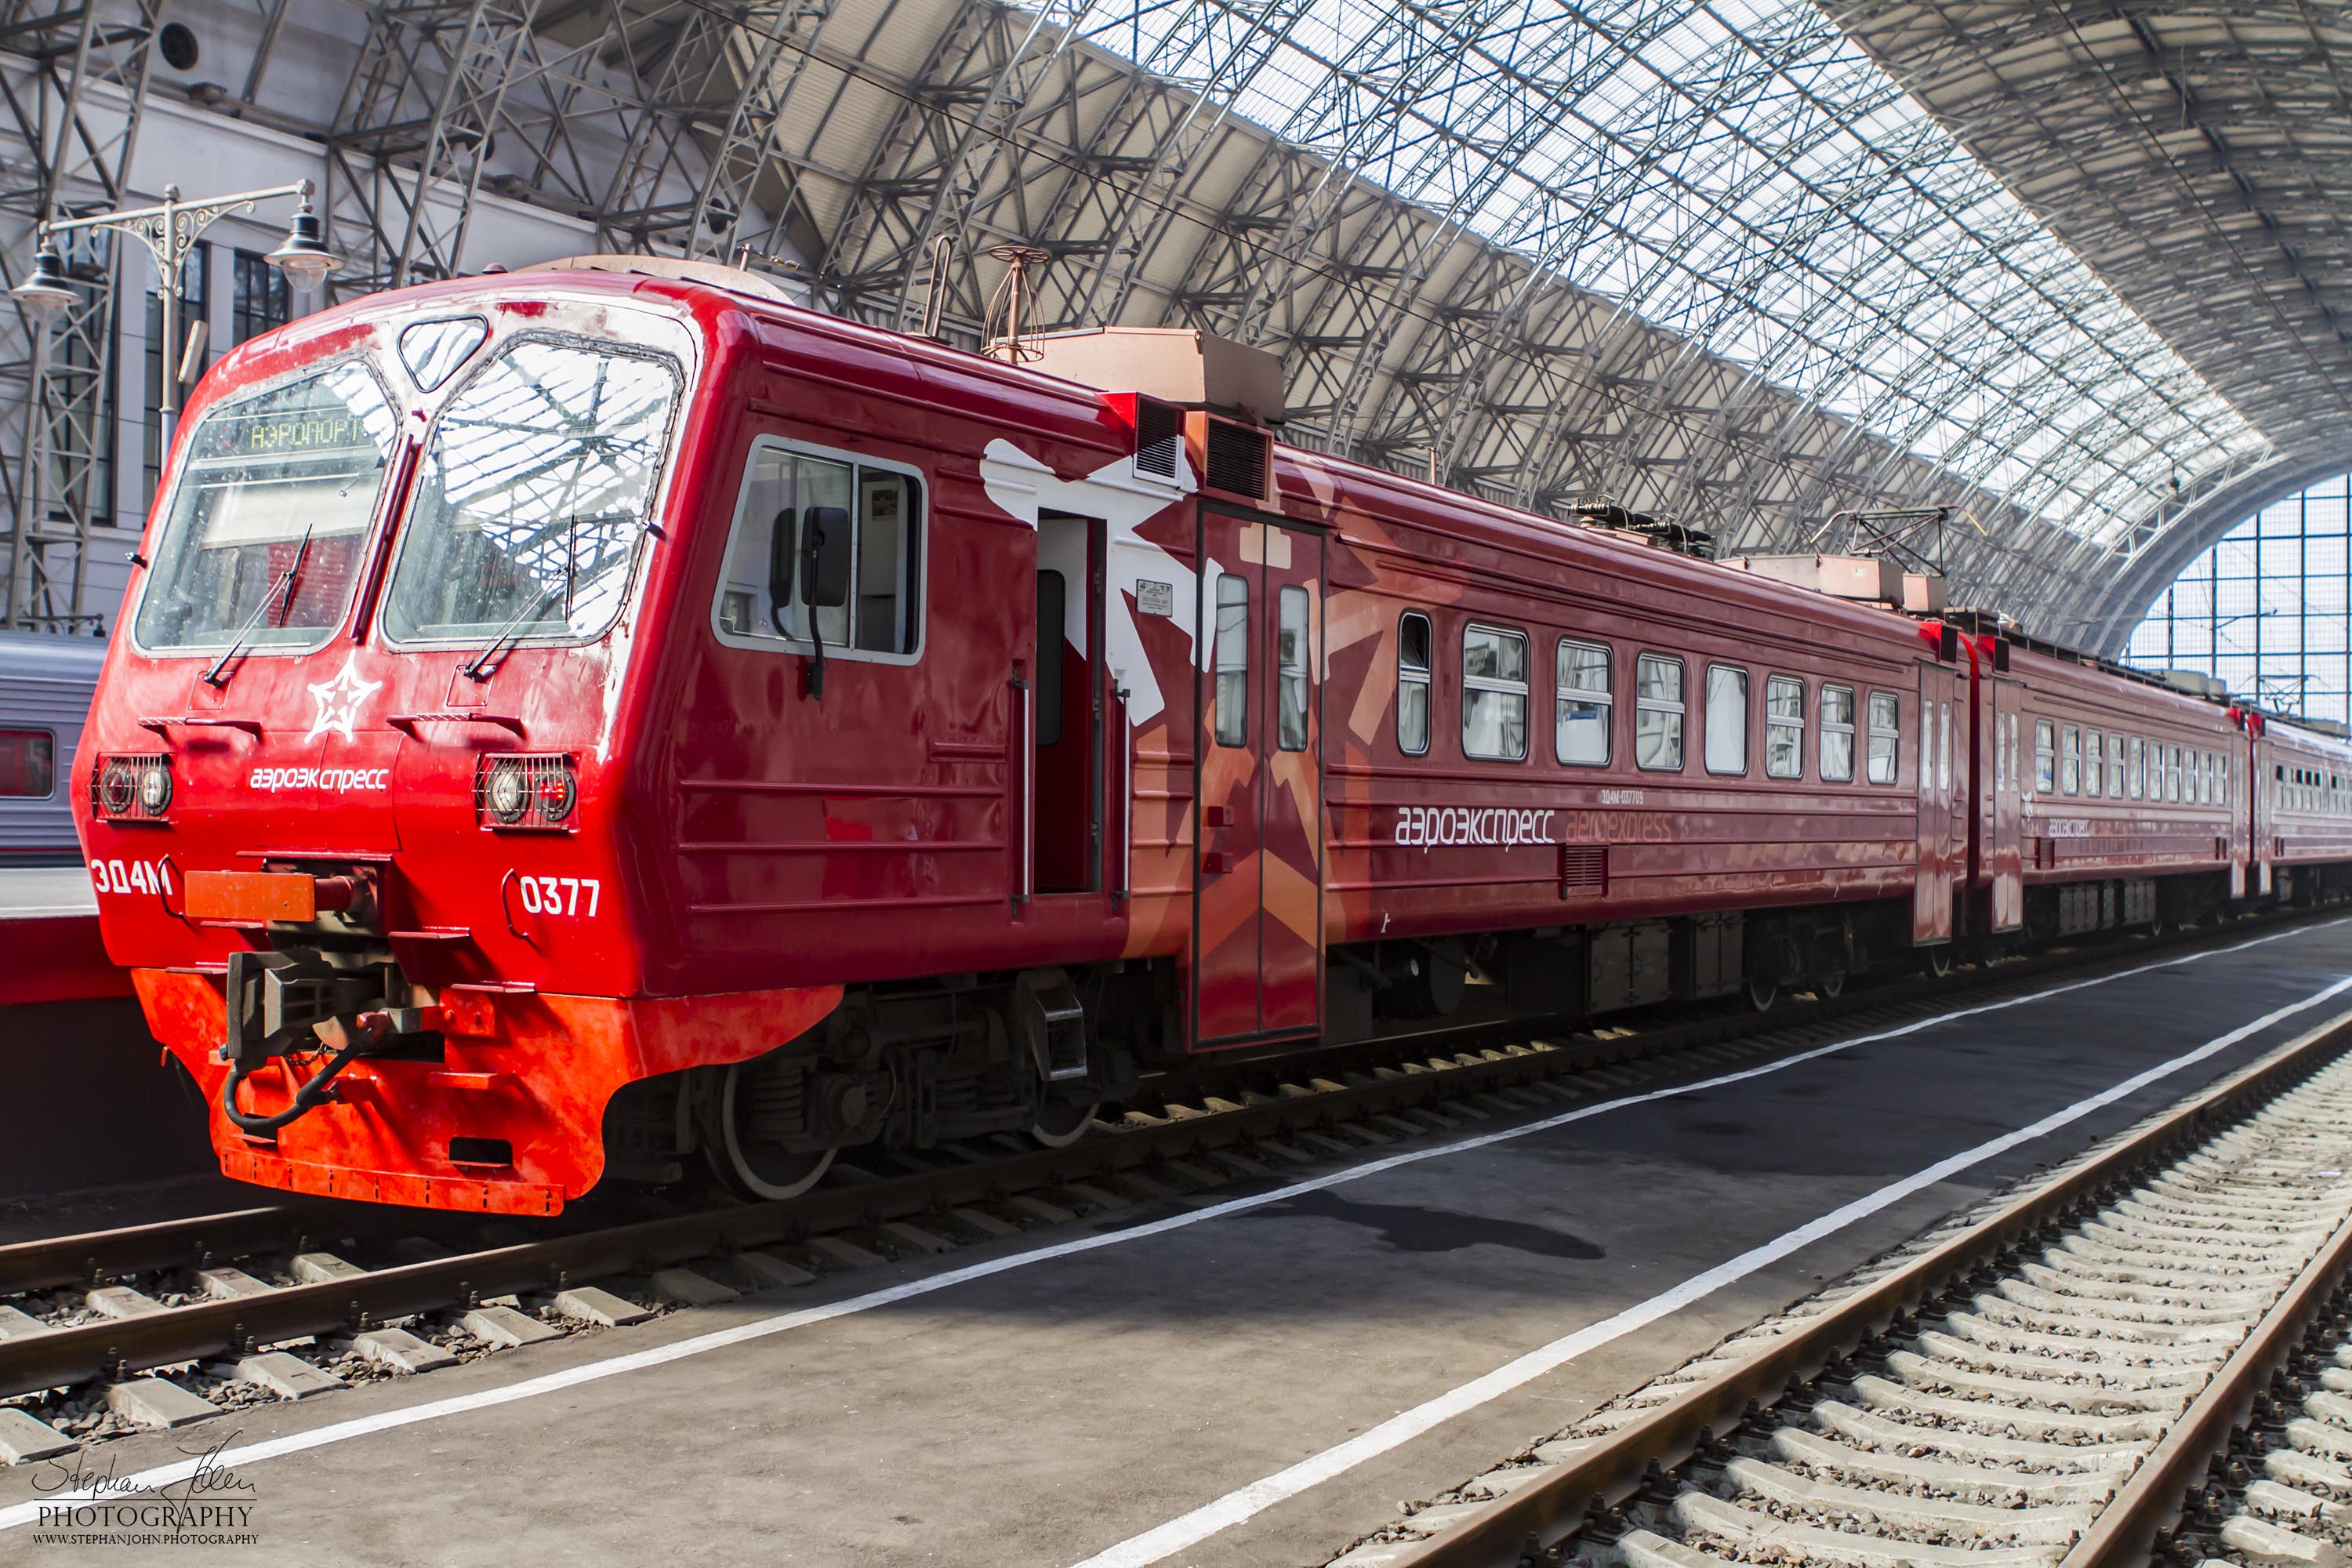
<box><xmin>801</xmin><ymin>505</ymin><xmax>851</xmax><ymax>609</ymax></box>
<box><xmin>766</xmin><ymin>509</ymin><xmax>795</xmax><ymax>629</ymax></box>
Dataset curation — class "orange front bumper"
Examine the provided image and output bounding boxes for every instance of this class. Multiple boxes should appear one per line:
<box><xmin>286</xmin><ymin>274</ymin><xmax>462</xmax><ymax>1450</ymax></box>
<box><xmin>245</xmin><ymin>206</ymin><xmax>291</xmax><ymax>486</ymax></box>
<box><xmin>135</xmin><ymin>970</ymin><xmax>842</xmax><ymax>1215</ymax></box>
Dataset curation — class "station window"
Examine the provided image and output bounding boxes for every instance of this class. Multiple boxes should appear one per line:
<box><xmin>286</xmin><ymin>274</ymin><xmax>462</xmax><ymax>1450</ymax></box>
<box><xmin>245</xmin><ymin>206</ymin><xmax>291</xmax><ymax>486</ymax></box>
<box><xmin>1461</xmin><ymin>623</ymin><xmax>1528</xmax><ymax>762</ymax></box>
<box><xmin>1867</xmin><ymin>692</ymin><xmax>1899</xmax><ymax>784</ymax></box>
<box><xmin>715</xmin><ymin>442</ymin><xmax>923</xmax><ymax>658</ymax></box>
<box><xmin>2130</xmin><ymin>737</ymin><xmax>2144</xmax><ymax>798</ymax></box>
<box><xmin>1397</xmin><ymin>612</ymin><xmax>1431</xmax><ymax>757</ymax></box>
<box><xmin>2034</xmin><ymin>720</ymin><xmax>2055</xmax><ymax>793</ymax></box>
<box><xmin>1636</xmin><ymin>654</ymin><xmax>1686</xmax><ymax>771</ymax></box>
<box><xmin>1820</xmin><ymin>684</ymin><xmax>1856</xmax><ymax>782</ymax></box>
<box><xmin>1276</xmin><ymin>586</ymin><xmax>1309</xmax><ymax>753</ymax></box>
<box><xmin>1212</xmin><ymin>575</ymin><xmax>1248</xmax><ymax>747</ymax></box>
<box><xmin>1555</xmin><ymin>640</ymin><xmax>1611</xmax><ymax>766</ymax></box>
<box><xmin>1765</xmin><ymin>676</ymin><xmax>1804</xmax><ymax>780</ymax></box>
<box><xmin>1705</xmin><ymin>666</ymin><xmax>1749</xmax><ymax>775</ymax></box>
<box><xmin>0</xmin><ymin>729</ymin><xmax>53</xmax><ymax>797</ymax></box>
<box><xmin>2060</xmin><ymin>724</ymin><xmax>2079</xmax><ymax>795</ymax></box>
<box><xmin>2084</xmin><ymin>728</ymin><xmax>2103</xmax><ymax>797</ymax></box>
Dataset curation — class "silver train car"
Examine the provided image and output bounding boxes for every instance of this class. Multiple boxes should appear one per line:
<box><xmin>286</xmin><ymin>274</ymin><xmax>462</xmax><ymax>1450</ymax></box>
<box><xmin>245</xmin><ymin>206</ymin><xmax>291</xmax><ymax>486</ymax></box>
<box><xmin>0</xmin><ymin>630</ymin><xmax>103</xmax><ymax>866</ymax></box>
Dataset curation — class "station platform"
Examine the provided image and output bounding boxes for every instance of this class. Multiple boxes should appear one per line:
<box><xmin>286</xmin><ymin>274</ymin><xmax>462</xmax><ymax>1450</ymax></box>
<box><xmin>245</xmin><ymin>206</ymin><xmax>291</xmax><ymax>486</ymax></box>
<box><xmin>7</xmin><ymin>916</ymin><xmax>2349</xmax><ymax>1566</ymax></box>
<box><xmin>0</xmin><ymin>867</ymin><xmax>125</xmax><ymax>1006</ymax></box>
<box><xmin>0</xmin><ymin>866</ymin><xmax>209</xmax><ymax>1196</ymax></box>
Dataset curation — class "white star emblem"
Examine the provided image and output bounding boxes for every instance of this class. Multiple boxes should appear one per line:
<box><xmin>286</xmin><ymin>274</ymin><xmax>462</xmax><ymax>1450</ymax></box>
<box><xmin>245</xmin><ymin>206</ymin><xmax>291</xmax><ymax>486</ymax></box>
<box><xmin>304</xmin><ymin>654</ymin><xmax>383</xmax><ymax>742</ymax></box>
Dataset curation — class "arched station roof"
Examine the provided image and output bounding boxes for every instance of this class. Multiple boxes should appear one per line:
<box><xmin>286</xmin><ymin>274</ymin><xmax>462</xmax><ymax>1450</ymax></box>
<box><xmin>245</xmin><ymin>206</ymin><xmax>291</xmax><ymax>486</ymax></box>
<box><xmin>2</xmin><ymin>0</ymin><xmax>2342</xmax><ymax>644</ymax></box>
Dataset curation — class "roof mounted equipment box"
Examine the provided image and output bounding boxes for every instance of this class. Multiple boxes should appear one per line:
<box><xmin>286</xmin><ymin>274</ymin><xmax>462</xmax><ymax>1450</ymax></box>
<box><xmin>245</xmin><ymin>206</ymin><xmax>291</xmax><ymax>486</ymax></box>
<box><xmin>1014</xmin><ymin>326</ymin><xmax>1285</xmax><ymax>426</ymax></box>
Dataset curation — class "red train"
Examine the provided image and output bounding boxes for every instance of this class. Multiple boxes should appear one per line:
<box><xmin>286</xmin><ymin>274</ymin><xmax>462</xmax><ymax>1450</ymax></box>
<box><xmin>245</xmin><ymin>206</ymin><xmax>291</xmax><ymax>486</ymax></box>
<box><xmin>71</xmin><ymin>256</ymin><xmax>2352</xmax><ymax>1215</ymax></box>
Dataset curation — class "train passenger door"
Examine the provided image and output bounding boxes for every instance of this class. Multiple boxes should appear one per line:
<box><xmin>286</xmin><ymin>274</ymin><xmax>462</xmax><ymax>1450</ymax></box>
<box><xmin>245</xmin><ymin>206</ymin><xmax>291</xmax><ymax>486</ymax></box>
<box><xmin>1032</xmin><ymin>514</ymin><xmax>1105</xmax><ymax>894</ymax></box>
<box><xmin>2252</xmin><ymin>731</ymin><xmax>2273</xmax><ymax>895</ymax></box>
<box><xmin>1193</xmin><ymin>511</ymin><xmax>1323</xmax><ymax>1046</ymax></box>
<box><xmin>1990</xmin><ymin>676</ymin><xmax>2024</xmax><ymax>931</ymax></box>
<box><xmin>1914</xmin><ymin>666</ymin><xmax>1957</xmax><ymax>946</ymax></box>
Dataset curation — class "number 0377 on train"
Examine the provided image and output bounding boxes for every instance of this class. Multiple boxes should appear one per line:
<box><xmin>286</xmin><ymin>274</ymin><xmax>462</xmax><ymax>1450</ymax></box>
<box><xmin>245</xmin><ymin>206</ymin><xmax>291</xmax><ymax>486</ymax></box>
<box><xmin>71</xmin><ymin>254</ymin><xmax>2352</xmax><ymax>1215</ymax></box>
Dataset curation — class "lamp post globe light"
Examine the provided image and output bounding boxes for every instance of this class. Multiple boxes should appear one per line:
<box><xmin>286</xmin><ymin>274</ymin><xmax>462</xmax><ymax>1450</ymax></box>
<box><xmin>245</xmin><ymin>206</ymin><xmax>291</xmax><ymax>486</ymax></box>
<box><xmin>13</xmin><ymin>178</ymin><xmax>338</xmax><ymax>449</ymax></box>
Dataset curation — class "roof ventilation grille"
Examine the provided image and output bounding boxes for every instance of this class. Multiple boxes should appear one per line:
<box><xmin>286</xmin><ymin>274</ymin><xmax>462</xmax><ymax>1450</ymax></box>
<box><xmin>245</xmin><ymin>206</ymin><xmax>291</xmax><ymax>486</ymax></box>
<box><xmin>1134</xmin><ymin>399</ymin><xmax>1181</xmax><ymax>482</ymax></box>
<box><xmin>1205</xmin><ymin>419</ymin><xmax>1269</xmax><ymax>499</ymax></box>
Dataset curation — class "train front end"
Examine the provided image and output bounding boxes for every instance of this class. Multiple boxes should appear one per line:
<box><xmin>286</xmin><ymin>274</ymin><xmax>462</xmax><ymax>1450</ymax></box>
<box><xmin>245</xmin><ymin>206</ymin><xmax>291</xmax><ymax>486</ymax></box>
<box><xmin>74</xmin><ymin>272</ymin><xmax>829</xmax><ymax>1215</ymax></box>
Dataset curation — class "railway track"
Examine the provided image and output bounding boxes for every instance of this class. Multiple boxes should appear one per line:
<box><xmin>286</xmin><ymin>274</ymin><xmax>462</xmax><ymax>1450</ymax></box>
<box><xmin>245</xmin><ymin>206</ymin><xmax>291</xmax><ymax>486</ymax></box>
<box><xmin>0</xmin><ymin>910</ymin><xmax>2332</xmax><ymax>1466</ymax></box>
<box><xmin>1326</xmin><ymin>978</ymin><xmax>2352</xmax><ymax>1567</ymax></box>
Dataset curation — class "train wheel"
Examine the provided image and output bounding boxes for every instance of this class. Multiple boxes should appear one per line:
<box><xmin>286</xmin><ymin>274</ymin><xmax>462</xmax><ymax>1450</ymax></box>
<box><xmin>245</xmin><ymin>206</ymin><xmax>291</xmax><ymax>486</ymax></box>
<box><xmin>1029</xmin><ymin>1099</ymin><xmax>1101</xmax><ymax>1149</ymax></box>
<box><xmin>1817</xmin><ymin>971</ymin><xmax>1846</xmax><ymax>1000</ymax></box>
<box><xmin>1927</xmin><ymin>946</ymin><xmax>1953</xmax><ymax>980</ymax></box>
<box><xmin>1746</xmin><ymin>975</ymin><xmax>1778</xmax><ymax>1013</ymax></box>
<box><xmin>707</xmin><ymin>1062</ymin><xmax>837</xmax><ymax>1201</ymax></box>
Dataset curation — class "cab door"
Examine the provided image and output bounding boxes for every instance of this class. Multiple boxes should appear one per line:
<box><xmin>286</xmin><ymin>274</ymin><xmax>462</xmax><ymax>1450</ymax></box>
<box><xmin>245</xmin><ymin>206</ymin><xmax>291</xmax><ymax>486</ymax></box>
<box><xmin>1193</xmin><ymin>512</ymin><xmax>1323</xmax><ymax>1046</ymax></box>
<box><xmin>1913</xmin><ymin>665</ymin><xmax>1957</xmax><ymax>946</ymax></box>
<box><xmin>1990</xmin><ymin>676</ymin><xmax>2025</xmax><ymax>931</ymax></box>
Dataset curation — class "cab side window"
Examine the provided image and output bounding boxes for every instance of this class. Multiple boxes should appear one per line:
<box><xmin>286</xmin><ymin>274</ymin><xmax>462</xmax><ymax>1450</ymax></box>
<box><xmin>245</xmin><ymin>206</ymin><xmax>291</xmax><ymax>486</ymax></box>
<box><xmin>1397</xmin><ymin>612</ymin><xmax>1432</xmax><ymax>756</ymax></box>
<box><xmin>715</xmin><ymin>440</ymin><xmax>924</xmax><ymax>657</ymax></box>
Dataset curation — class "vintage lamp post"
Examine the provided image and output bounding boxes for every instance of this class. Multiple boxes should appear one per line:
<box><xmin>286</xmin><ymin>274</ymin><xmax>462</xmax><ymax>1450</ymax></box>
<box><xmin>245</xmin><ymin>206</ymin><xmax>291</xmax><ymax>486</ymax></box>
<box><xmin>13</xmin><ymin>178</ymin><xmax>335</xmax><ymax>452</ymax></box>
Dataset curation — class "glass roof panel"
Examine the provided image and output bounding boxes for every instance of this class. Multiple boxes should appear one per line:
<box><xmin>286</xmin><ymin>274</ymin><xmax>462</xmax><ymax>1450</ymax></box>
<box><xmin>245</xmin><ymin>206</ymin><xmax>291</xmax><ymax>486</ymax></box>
<box><xmin>1075</xmin><ymin>0</ymin><xmax>2266</xmax><ymax>545</ymax></box>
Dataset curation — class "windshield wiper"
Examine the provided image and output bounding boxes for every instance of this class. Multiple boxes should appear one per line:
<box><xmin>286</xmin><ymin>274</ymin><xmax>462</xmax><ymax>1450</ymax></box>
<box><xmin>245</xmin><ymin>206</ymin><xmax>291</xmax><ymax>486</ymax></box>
<box><xmin>462</xmin><ymin>580</ymin><xmax>566</xmax><ymax>683</ymax></box>
<box><xmin>463</xmin><ymin>513</ymin><xmax>583</xmax><ymax>682</ymax></box>
<box><xmin>202</xmin><ymin>524</ymin><xmax>315</xmax><ymax>688</ymax></box>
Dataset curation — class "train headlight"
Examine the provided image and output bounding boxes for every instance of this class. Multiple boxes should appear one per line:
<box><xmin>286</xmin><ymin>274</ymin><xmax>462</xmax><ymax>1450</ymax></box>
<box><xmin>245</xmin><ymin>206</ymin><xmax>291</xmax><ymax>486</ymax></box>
<box><xmin>97</xmin><ymin>759</ymin><xmax>138</xmax><ymax>816</ymax></box>
<box><xmin>485</xmin><ymin>761</ymin><xmax>529</xmax><ymax>825</ymax></box>
<box><xmin>137</xmin><ymin>761</ymin><xmax>173</xmax><ymax>816</ymax></box>
<box><xmin>477</xmin><ymin>753</ymin><xmax>577</xmax><ymax>831</ymax></box>
<box><xmin>92</xmin><ymin>754</ymin><xmax>169</xmax><ymax>822</ymax></box>
<box><xmin>535</xmin><ymin>769</ymin><xmax>575</xmax><ymax>822</ymax></box>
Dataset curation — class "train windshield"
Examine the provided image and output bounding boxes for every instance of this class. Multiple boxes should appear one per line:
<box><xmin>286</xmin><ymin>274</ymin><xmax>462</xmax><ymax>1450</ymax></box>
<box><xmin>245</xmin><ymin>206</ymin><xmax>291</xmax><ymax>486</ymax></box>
<box><xmin>379</xmin><ymin>338</ymin><xmax>679</xmax><ymax>646</ymax></box>
<box><xmin>132</xmin><ymin>361</ymin><xmax>397</xmax><ymax>653</ymax></box>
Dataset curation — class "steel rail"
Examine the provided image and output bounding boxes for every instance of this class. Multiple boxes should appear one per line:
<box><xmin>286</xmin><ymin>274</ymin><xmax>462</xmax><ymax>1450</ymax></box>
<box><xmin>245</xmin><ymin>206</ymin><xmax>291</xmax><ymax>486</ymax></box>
<box><xmin>0</xmin><ymin>908</ymin><xmax>2332</xmax><ymax>1403</ymax></box>
<box><xmin>2058</xmin><ymin>1161</ymin><xmax>2352</xmax><ymax>1566</ymax></box>
<box><xmin>1384</xmin><ymin>1003</ymin><xmax>2352</xmax><ymax>1568</ymax></box>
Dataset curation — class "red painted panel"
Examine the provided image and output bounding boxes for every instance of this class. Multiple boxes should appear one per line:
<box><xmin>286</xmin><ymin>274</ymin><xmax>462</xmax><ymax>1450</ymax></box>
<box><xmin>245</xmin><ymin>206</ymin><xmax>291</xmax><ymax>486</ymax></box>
<box><xmin>0</xmin><ymin>915</ymin><xmax>129</xmax><ymax>1004</ymax></box>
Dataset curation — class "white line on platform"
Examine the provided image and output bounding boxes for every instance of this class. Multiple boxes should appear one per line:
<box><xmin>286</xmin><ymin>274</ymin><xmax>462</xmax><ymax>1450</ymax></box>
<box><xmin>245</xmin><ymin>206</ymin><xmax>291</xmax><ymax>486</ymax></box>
<box><xmin>1068</xmin><ymin>968</ymin><xmax>2352</xmax><ymax>1568</ymax></box>
<box><xmin>0</xmin><ymin>918</ymin><xmax>2339</xmax><ymax>1534</ymax></box>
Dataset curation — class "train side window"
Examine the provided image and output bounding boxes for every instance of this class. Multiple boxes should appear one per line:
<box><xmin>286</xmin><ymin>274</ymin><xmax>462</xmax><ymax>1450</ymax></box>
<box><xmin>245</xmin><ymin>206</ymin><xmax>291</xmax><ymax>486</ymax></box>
<box><xmin>1212</xmin><ymin>574</ymin><xmax>1248</xmax><ymax>747</ymax></box>
<box><xmin>2084</xmin><ymin>728</ymin><xmax>2103</xmax><ymax>797</ymax></box>
<box><xmin>2060</xmin><ymin>724</ymin><xmax>2079</xmax><ymax>795</ymax></box>
<box><xmin>2168</xmin><ymin>745</ymin><xmax>2182</xmax><ymax>802</ymax></box>
<box><xmin>1867</xmin><ymin>691</ymin><xmax>1899</xmax><ymax>783</ymax></box>
<box><xmin>2109</xmin><ymin>734</ymin><xmax>2125</xmax><ymax>798</ymax></box>
<box><xmin>2034</xmin><ymin>720</ymin><xmax>2055</xmax><ymax>793</ymax></box>
<box><xmin>715</xmin><ymin>440</ymin><xmax>924</xmax><ymax>659</ymax></box>
<box><xmin>2130</xmin><ymin>737</ymin><xmax>2144</xmax><ymax>798</ymax></box>
<box><xmin>1763</xmin><ymin>675</ymin><xmax>1804</xmax><ymax>779</ymax></box>
<box><xmin>1704</xmin><ymin>665</ymin><xmax>1749</xmax><ymax>775</ymax></box>
<box><xmin>1820</xmin><ymin>685</ymin><xmax>1855</xmax><ymax>782</ymax></box>
<box><xmin>1636</xmin><ymin>654</ymin><xmax>1686</xmax><ymax>771</ymax></box>
<box><xmin>1555</xmin><ymin>640</ymin><xmax>1612</xmax><ymax>766</ymax></box>
<box><xmin>1461</xmin><ymin>623</ymin><xmax>1529</xmax><ymax>761</ymax></box>
<box><xmin>2007</xmin><ymin>712</ymin><xmax>2020</xmax><ymax>790</ymax></box>
<box><xmin>1397</xmin><ymin>612</ymin><xmax>1432</xmax><ymax>756</ymax></box>
<box><xmin>0</xmin><ymin>729</ymin><xmax>53</xmax><ymax>797</ymax></box>
<box><xmin>1276</xmin><ymin>586</ymin><xmax>1309</xmax><ymax>753</ymax></box>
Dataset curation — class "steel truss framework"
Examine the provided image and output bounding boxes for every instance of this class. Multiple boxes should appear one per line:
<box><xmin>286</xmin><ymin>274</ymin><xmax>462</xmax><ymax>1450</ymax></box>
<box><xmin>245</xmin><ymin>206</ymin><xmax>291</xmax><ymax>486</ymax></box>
<box><xmin>0</xmin><ymin>0</ymin><xmax>2338</xmax><ymax>647</ymax></box>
